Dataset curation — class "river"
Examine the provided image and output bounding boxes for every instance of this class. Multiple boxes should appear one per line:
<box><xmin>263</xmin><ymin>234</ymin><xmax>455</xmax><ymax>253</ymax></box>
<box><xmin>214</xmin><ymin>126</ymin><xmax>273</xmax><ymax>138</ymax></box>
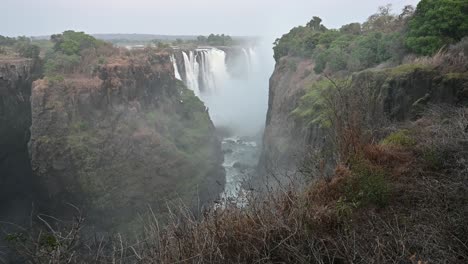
<box><xmin>220</xmin><ymin>136</ymin><xmax>260</xmax><ymax>203</ymax></box>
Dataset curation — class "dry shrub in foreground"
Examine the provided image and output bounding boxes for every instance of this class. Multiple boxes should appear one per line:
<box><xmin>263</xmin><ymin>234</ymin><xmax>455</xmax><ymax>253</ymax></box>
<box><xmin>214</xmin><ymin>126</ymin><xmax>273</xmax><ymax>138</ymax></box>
<box><xmin>4</xmin><ymin>107</ymin><xmax>468</xmax><ymax>264</ymax></box>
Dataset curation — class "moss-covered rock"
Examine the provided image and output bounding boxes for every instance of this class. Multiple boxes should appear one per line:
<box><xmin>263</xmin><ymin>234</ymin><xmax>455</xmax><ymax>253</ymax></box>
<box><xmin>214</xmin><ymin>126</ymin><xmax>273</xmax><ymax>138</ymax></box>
<box><xmin>30</xmin><ymin>52</ymin><xmax>225</xmax><ymax>232</ymax></box>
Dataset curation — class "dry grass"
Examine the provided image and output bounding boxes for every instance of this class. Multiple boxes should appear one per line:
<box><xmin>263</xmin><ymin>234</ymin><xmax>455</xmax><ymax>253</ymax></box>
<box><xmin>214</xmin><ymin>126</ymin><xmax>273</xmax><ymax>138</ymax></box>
<box><xmin>410</xmin><ymin>38</ymin><xmax>468</xmax><ymax>73</ymax></box>
<box><xmin>5</xmin><ymin>105</ymin><xmax>468</xmax><ymax>263</ymax></box>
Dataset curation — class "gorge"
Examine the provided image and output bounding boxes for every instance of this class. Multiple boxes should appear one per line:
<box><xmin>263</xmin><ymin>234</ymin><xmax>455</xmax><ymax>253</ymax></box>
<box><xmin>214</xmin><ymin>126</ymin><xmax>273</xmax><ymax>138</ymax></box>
<box><xmin>0</xmin><ymin>37</ymin><xmax>272</xmax><ymax>235</ymax></box>
<box><xmin>1</xmin><ymin>0</ymin><xmax>468</xmax><ymax>262</ymax></box>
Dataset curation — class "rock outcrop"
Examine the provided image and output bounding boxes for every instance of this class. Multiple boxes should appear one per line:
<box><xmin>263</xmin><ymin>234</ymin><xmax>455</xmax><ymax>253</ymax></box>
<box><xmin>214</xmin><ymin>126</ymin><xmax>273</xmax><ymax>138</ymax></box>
<box><xmin>0</xmin><ymin>58</ymin><xmax>37</xmax><ymax>224</ymax></box>
<box><xmin>29</xmin><ymin>52</ymin><xmax>224</xmax><ymax>231</ymax></box>
<box><xmin>259</xmin><ymin>57</ymin><xmax>468</xmax><ymax>178</ymax></box>
<box><xmin>258</xmin><ymin>57</ymin><xmax>322</xmax><ymax>177</ymax></box>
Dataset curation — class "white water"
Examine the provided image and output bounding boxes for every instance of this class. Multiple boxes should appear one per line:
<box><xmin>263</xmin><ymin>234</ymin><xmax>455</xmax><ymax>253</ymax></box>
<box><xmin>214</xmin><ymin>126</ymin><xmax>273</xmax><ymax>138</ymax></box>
<box><xmin>174</xmin><ymin>44</ymin><xmax>274</xmax><ymax>200</ymax></box>
<box><xmin>176</xmin><ymin>46</ymin><xmax>271</xmax><ymax>135</ymax></box>
<box><xmin>170</xmin><ymin>54</ymin><xmax>182</xmax><ymax>81</ymax></box>
<box><xmin>198</xmin><ymin>48</ymin><xmax>229</xmax><ymax>94</ymax></box>
<box><xmin>241</xmin><ymin>48</ymin><xmax>251</xmax><ymax>75</ymax></box>
<box><xmin>182</xmin><ymin>51</ymin><xmax>200</xmax><ymax>96</ymax></box>
<box><xmin>221</xmin><ymin>137</ymin><xmax>259</xmax><ymax>202</ymax></box>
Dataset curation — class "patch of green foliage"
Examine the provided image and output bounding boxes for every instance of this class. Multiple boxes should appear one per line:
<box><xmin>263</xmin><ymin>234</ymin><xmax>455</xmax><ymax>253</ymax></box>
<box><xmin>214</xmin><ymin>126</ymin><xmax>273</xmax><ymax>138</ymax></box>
<box><xmin>382</xmin><ymin>130</ymin><xmax>416</xmax><ymax>147</ymax></box>
<box><xmin>406</xmin><ymin>0</ymin><xmax>468</xmax><ymax>55</ymax></box>
<box><xmin>273</xmin><ymin>9</ymin><xmax>410</xmax><ymax>73</ymax></box>
<box><xmin>67</xmin><ymin>120</ymin><xmax>100</xmax><ymax>173</ymax></box>
<box><xmin>45</xmin><ymin>74</ymin><xmax>65</xmax><ymax>85</ymax></box>
<box><xmin>292</xmin><ymin>79</ymin><xmax>345</xmax><ymax>128</ymax></box>
<box><xmin>421</xmin><ymin>147</ymin><xmax>445</xmax><ymax>171</ymax></box>
<box><xmin>444</xmin><ymin>72</ymin><xmax>468</xmax><ymax>80</ymax></box>
<box><xmin>0</xmin><ymin>35</ymin><xmax>40</xmax><ymax>59</ymax></box>
<box><xmin>51</xmin><ymin>31</ymin><xmax>102</xmax><ymax>56</ymax></box>
<box><xmin>345</xmin><ymin>157</ymin><xmax>391</xmax><ymax>208</ymax></box>
<box><xmin>196</xmin><ymin>34</ymin><xmax>233</xmax><ymax>46</ymax></box>
<box><xmin>43</xmin><ymin>30</ymin><xmax>111</xmax><ymax>77</ymax></box>
<box><xmin>273</xmin><ymin>2</ymin><xmax>468</xmax><ymax>73</ymax></box>
<box><xmin>387</xmin><ymin>63</ymin><xmax>433</xmax><ymax>76</ymax></box>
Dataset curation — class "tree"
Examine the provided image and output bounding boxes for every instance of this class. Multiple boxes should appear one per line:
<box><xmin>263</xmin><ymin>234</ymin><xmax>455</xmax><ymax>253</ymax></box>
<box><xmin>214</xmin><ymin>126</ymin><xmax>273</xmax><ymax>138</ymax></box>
<box><xmin>406</xmin><ymin>0</ymin><xmax>468</xmax><ymax>55</ymax></box>
<box><xmin>14</xmin><ymin>37</ymin><xmax>40</xmax><ymax>59</ymax></box>
<box><xmin>51</xmin><ymin>31</ymin><xmax>100</xmax><ymax>55</ymax></box>
<box><xmin>306</xmin><ymin>16</ymin><xmax>327</xmax><ymax>32</ymax></box>
<box><xmin>340</xmin><ymin>23</ymin><xmax>362</xmax><ymax>35</ymax></box>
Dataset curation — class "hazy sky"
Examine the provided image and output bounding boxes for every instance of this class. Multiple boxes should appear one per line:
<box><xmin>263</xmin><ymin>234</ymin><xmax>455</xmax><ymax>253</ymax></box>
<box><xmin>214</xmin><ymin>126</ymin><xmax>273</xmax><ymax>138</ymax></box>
<box><xmin>2</xmin><ymin>0</ymin><xmax>419</xmax><ymax>38</ymax></box>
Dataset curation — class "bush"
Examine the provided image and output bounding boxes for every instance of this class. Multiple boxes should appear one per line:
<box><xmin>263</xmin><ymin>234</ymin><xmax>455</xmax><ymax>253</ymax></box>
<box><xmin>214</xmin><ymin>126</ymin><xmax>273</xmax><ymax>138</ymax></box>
<box><xmin>273</xmin><ymin>6</ymin><xmax>412</xmax><ymax>72</ymax></box>
<box><xmin>382</xmin><ymin>129</ymin><xmax>416</xmax><ymax>147</ymax></box>
<box><xmin>406</xmin><ymin>0</ymin><xmax>468</xmax><ymax>55</ymax></box>
<box><xmin>346</xmin><ymin>157</ymin><xmax>391</xmax><ymax>207</ymax></box>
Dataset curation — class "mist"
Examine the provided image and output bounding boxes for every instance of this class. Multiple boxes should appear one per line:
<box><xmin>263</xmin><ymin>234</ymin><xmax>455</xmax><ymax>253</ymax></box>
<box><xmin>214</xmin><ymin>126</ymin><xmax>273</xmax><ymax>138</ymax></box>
<box><xmin>200</xmin><ymin>40</ymin><xmax>274</xmax><ymax>137</ymax></box>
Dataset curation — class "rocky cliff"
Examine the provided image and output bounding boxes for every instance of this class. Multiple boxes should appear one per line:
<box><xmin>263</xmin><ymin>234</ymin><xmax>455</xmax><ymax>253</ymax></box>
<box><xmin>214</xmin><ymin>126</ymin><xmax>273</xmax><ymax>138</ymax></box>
<box><xmin>29</xmin><ymin>51</ymin><xmax>224</xmax><ymax>231</ymax></box>
<box><xmin>258</xmin><ymin>57</ymin><xmax>321</xmax><ymax>176</ymax></box>
<box><xmin>259</xmin><ymin>57</ymin><xmax>468</xmax><ymax>177</ymax></box>
<box><xmin>0</xmin><ymin>58</ymin><xmax>38</xmax><ymax>224</ymax></box>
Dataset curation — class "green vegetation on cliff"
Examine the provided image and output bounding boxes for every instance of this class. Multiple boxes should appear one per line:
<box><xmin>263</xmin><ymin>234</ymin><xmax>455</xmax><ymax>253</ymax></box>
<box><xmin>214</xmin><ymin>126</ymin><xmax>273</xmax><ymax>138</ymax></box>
<box><xmin>0</xmin><ymin>36</ymin><xmax>40</xmax><ymax>59</ymax></box>
<box><xmin>43</xmin><ymin>31</ymin><xmax>116</xmax><ymax>77</ymax></box>
<box><xmin>273</xmin><ymin>1</ymin><xmax>468</xmax><ymax>73</ymax></box>
<box><xmin>273</xmin><ymin>6</ymin><xmax>412</xmax><ymax>73</ymax></box>
<box><xmin>406</xmin><ymin>0</ymin><xmax>468</xmax><ymax>55</ymax></box>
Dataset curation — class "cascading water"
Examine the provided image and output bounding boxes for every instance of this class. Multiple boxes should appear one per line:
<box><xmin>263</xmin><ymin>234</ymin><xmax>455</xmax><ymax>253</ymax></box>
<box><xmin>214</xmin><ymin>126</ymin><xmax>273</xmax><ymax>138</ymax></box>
<box><xmin>174</xmin><ymin>44</ymin><xmax>273</xmax><ymax>201</ymax></box>
<box><xmin>197</xmin><ymin>48</ymin><xmax>229</xmax><ymax>93</ymax></box>
<box><xmin>170</xmin><ymin>54</ymin><xmax>182</xmax><ymax>81</ymax></box>
<box><xmin>241</xmin><ymin>48</ymin><xmax>251</xmax><ymax>76</ymax></box>
<box><xmin>182</xmin><ymin>51</ymin><xmax>200</xmax><ymax>96</ymax></box>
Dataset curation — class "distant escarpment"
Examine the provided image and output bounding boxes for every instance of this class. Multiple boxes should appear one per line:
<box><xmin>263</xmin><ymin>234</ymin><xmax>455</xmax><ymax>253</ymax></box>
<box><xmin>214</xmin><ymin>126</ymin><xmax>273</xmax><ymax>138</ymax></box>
<box><xmin>30</xmin><ymin>51</ymin><xmax>224</xmax><ymax>231</ymax></box>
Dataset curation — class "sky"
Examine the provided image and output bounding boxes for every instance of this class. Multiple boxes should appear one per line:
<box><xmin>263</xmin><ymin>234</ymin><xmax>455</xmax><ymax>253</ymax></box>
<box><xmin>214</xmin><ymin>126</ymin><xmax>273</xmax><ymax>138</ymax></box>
<box><xmin>2</xmin><ymin>0</ymin><xmax>420</xmax><ymax>38</ymax></box>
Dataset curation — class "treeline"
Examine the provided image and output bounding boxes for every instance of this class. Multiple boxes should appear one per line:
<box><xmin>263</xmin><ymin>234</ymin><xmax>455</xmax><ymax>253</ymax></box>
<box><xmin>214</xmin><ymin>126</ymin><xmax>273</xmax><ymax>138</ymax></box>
<box><xmin>43</xmin><ymin>30</ymin><xmax>116</xmax><ymax>79</ymax></box>
<box><xmin>273</xmin><ymin>0</ymin><xmax>468</xmax><ymax>74</ymax></box>
<box><xmin>163</xmin><ymin>34</ymin><xmax>234</xmax><ymax>47</ymax></box>
<box><xmin>0</xmin><ymin>35</ymin><xmax>40</xmax><ymax>59</ymax></box>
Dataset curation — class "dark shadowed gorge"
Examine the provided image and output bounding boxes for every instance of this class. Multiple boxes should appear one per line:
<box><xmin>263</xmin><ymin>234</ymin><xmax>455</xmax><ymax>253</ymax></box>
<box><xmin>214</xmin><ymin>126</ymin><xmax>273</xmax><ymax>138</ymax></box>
<box><xmin>1</xmin><ymin>0</ymin><xmax>468</xmax><ymax>263</ymax></box>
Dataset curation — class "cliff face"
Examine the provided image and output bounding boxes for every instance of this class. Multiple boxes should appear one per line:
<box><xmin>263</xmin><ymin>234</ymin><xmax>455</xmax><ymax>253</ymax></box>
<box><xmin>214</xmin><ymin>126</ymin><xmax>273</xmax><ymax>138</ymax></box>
<box><xmin>258</xmin><ymin>57</ymin><xmax>323</xmax><ymax>176</ymax></box>
<box><xmin>259</xmin><ymin>58</ymin><xmax>468</xmax><ymax>177</ymax></box>
<box><xmin>30</xmin><ymin>52</ymin><xmax>224</xmax><ymax>231</ymax></box>
<box><xmin>0</xmin><ymin>58</ymin><xmax>36</xmax><ymax>224</ymax></box>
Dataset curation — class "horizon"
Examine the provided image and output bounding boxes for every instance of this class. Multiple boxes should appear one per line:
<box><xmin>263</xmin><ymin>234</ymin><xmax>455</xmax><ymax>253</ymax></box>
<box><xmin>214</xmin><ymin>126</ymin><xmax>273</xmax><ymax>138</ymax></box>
<box><xmin>2</xmin><ymin>0</ymin><xmax>419</xmax><ymax>39</ymax></box>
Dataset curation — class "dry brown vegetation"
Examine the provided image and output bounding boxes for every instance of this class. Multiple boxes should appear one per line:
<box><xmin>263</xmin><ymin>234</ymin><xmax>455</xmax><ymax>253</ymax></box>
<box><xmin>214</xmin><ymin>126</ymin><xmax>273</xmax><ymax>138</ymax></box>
<box><xmin>3</xmin><ymin>105</ymin><xmax>467</xmax><ymax>264</ymax></box>
<box><xmin>407</xmin><ymin>38</ymin><xmax>468</xmax><ymax>73</ymax></box>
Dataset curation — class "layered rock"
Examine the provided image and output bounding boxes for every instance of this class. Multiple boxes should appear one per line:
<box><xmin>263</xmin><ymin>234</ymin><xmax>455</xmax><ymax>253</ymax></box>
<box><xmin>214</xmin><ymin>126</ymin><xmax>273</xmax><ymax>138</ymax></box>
<box><xmin>258</xmin><ymin>57</ymin><xmax>322</xmax><ymax>177</ymax></box>
<box><xmin>29</xmin><ymin>52</ymin><xmax>224</xmax><ymax>231</ymax></box>
<box><xmin>259</xmin><ymin>57</ymin><xmax>468</xmax><ymax>178</ymax></box>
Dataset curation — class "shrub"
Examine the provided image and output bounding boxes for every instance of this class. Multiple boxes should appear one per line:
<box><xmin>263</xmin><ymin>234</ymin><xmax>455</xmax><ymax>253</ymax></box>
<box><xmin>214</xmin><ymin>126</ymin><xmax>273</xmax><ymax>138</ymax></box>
<box><xmin>421</xmin><ymin>147</ymin><xmax>444</xmax><ymax>171</ymax></box>
<box><xmin>346</xmin><ymin>157</ymin><xmax>391</xmax><ymax>208</ymax></box>
<box><xmin>382</xmin><ymin>129</ymin><xmax>416</xmax><ymax>147</ymax></box>
<box><xmin>406</xmin><ymin>0</ymin><xmax>468</xmax><ymax>55</ymax></box>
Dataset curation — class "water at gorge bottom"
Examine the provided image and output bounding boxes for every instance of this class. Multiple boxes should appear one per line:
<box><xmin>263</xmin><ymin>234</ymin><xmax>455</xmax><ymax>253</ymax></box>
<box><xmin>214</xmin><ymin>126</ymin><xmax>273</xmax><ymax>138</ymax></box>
<box><xmin>220</xmin><ymin>136</ymin><xmax>260</xmax><ymax>202</ymax></box>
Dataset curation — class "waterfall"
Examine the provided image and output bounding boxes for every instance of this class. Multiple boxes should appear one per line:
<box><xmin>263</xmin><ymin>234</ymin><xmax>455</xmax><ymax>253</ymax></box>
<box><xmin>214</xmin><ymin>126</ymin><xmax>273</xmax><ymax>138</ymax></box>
<box><xmin>241</xmin><ymin>48</ymin><xmax>251</xmax><ymax>75</ymax></box>
<box><xmin>177</xmin><ymin>48</ymin><xmax>229</xmax><ymax>95</ymax></box>
<box><xmin>198</xmin><ymin>48</ymin><xmax>229</xmax><ymax>93</ymax></box>
<box><xmin>248</xmin><ymin>48</ymin><xmax>258</xmax><ymax>72</ymax></box>
<box><xmin>170</xmin><ymin>55</ymin><xmax>182</xmax><ymax>81</ymax></box>
<box><xmin>182</xmin><ymin>51</ymin><xmax>200</xmax><ymax>96</ymax></box>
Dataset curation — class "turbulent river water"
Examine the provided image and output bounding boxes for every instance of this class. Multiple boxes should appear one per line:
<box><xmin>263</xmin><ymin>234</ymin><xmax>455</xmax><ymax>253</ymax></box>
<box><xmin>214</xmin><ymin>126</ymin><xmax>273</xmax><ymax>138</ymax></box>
<box><xmin>220</xmin><ymin>136</ymin><xmax>260</xmax><ymax>201</ymax></box>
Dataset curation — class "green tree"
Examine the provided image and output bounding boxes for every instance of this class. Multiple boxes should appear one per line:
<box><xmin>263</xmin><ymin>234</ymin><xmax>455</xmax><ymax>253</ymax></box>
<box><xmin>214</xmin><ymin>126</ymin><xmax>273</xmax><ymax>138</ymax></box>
<box><xmin>406</xmin><ymin>0</ymin><xmax>468</xmax><ymax>55</ymax></box>
<box><xmin>51</xmin><ymin>31</ymin><xmax>100</xmax><ymax>55</ymax></box>
<box><xmin>340</xmin><ymin>23</ymin><xmax>362</xmax><ymax>35</ymax></box>
<box><xmin>306</xmin><ymin>16</ymin><xmax>327</xmax><ymax>32</ymax></box>
<box><xmin>14</xmin><ymin>36</ymin><xmax>40</xmax><ymax>59</ymax></box>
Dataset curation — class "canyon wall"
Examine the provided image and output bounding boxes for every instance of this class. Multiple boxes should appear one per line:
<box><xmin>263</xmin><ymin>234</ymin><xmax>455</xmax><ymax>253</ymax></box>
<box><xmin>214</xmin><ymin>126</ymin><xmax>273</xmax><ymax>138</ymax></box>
<box><xmin>0</xmin><ymin>58</ymin><xmax>38</xmax><ymax>224</ymax></box>
<box><xmin>259</xmin><ymin>57</ymin><xmax>468</xmax><ymax>178</ymax></box>
<box><xmin>28</xmin><ymin>52</ymin><xmax>224</xmax><ymax>231</ymax></box>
